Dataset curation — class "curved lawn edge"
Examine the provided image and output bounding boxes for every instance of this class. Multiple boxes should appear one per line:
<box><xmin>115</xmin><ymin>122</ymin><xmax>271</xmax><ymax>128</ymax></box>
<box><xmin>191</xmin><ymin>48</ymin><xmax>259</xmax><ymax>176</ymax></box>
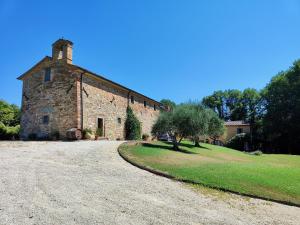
<box><xmin>118</xmin><ymin>142</ymin><xmax>300</xmax><ymax>208</ymax></box>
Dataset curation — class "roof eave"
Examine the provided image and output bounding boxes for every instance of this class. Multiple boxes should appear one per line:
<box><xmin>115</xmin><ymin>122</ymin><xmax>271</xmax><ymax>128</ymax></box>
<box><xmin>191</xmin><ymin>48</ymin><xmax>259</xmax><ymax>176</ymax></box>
<box><xmin>17</xmin><ymin>56</ymin><xmax>52</xmax><ymax>80</ymax></box>
<box><xmin>71</xmin><ymin>64</ymin><xmax>163</xmax><ymax>106</ymax></box>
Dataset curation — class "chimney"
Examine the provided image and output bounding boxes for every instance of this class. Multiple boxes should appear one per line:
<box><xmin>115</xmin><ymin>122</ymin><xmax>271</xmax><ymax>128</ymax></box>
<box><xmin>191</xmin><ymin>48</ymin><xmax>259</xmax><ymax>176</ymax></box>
<box><xmin>52</xmin><ymin>39</ymin><xmax>73</xmax><ymax>64</ymax></box>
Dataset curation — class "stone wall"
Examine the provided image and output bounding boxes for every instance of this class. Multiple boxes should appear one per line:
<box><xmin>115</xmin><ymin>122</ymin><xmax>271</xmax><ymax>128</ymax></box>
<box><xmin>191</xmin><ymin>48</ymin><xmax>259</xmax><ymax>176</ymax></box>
<box><xmin>20</xmin><ymin>60</ymin><xmax>160</xmax><ymax>140</ymax></box>
<box><xmin>82</xmin><ymin>74</ymin><xmax>160</xmax><ymax>140</ymax></box>
<box><xmin>20</xmin><ymin>61</ymin><xmax>78</xmax><ymax>139</ymax></box>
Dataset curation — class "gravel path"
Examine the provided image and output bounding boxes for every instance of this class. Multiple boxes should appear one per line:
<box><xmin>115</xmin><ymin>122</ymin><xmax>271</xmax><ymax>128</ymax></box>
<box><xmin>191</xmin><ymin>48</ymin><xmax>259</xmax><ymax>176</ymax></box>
<box><xmin>0</xmin><ymin>141</ymin><xmax>299</xmax><ymax>225</ymax></box>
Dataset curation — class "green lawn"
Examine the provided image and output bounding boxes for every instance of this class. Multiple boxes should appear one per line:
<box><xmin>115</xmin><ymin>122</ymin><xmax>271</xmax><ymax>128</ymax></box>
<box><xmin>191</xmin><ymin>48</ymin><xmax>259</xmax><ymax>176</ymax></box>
<box><xmin>119</xmin><ymin>141</ymin><xmax>300</xmax><ymax>206</ymax></box>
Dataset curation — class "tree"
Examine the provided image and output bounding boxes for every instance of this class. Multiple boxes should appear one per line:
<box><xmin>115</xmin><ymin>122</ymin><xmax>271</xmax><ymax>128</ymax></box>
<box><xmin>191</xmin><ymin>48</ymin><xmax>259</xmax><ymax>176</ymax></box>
<box><xmin>160</xmin><ymin>99</ymin><xmax>176</xmax><ymax>111</ymax></box>
<box><xmin>207</xmin><ymin>110</ymin><xmax>225</xmax><ymax>143</ymax></box>
<box><xmin>152</xmin><ymin>103</ymin><xmax>219</xmax><ymax>150</ymax></box>
<box><xmin>202</xmin><ymin>91</ymin><xmax>227</xmax><ymax>119</ymax></box>
<box><xmin>203</xmin><ymin>89</ymin><xmax>247</xmax><ymax>121</ymax></box>
<box><xmin>0</xmin><ymin>100</ymin><xmax>20</xmax><ymax>126</ymax></box>
<box><xmin>202</xmin><ymin>89</ymin><xmax>263</xmax><ymax>149</ymax></box>
<box><xmin>224</xmin><ymin>89</ymin><xmax>246</xmax><ymax>121</ymax></box>
<box><xmin>125</xmin><ymin>106</ymin><xmax>141</xmax><ymax>140</ymax></box>
<box><xmin>262</xmin><ymin>60</ymin><xmax>300</xmax><ymax>154</ymax></box>
<box><xmin>242</xmin><ymin>88</ymin><xmax>262</xmax><ymax>148</ymax></box>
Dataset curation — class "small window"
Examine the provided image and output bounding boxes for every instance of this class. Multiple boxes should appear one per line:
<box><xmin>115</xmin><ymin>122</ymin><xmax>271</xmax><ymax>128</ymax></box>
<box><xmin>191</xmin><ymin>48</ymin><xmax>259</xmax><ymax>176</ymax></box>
<box><xmin>117</xmin><ymin>117</ymin><xmax>121</xmax><ymax>124</ymax></box>
<box><xmin>144</xmin><ymin>101</ymin><xmax>147</xmax><ymax>108</ymax></box>
<box><xmin>44</xmin><ymin>68</ymin><xmax>51</xmax><ymax>82</ymax></box>
<box><xmin>131</xmin><ymin>96</ymin><xmax>134</xmax><ymax>104</ymax></box>
<box><xmin>237</xmin><ymin>128</ymin><xmax>243</xmax><ymax>134</ymax></box>
<box><xmin>43</xmin><ymin>115</ymin><xmax>49</xmax><ymax>125</ymax></box>
<box><xmin>154</xmin><ymin>105</ymin><xmax>156</xmax><ymax>111</ymax></box>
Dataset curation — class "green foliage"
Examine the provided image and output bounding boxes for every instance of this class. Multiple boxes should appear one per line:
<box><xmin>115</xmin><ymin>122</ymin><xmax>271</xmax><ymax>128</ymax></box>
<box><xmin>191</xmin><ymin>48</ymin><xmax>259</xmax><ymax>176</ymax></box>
<box><xmin>0</xmin><ymin>122</ymin><xmax>20</xmax><ymax>140</ymax></box>
<box><xmin>152</xmin><ymin>103</ymin><xmax>223</xmax><ymax>149</ymax></box>
<box><xmin>202</xmin><ymin>88</ymin><xmax>263</xmax><ymax>150</ymax></box>
<box><xmin>226</xmin><ymin>133</ymin><xmax>250</xmax><ymax>151</ymax></box>
<box><xmin>262</xmin><ymin>60</ymin><xmax>300</xmax><ymax>154</ymax></box>
<box><xmin>0</xmin><ymin>100</ymin><xmax>20</xmax><ymax>140</ymax></box>
<box><xmin>83</xmin><ymin>128</ymin><xmax>93</xmax><ymax>138</ymax></box>
<box><xmin>160</xmin><ymin>99</ymin><xmax>176</xmax><ymax>111</ymax></box>
<box><xmin>207</xmin><ymin>110</ymin><xmax>225</xmax><ymax>140</ymax></box>
<box><xmin>202</xmin><ymin>90</ymin><xmax>227</xmax><ymax>119</ymax></box>
<box><xmin>152</xmin><ymin>111</ymin><xmax>173</xmax><ymax>136</ymax></box>
<box><xmin>119</xmin><ymin>141</ymin><xmax>300</xmax><ymax>205</ymax></box>
<box><xmin>96</xmin><ymin>127</ymin><xmax>103</xmax><ymax>137</ymax></box>
<box><xmin>0</xmin><ymin>100</ymin><xmax>20</xmax><ymax>126</ymax></box>
<box><xmin>202</xmin><ymin>89</ymin><xmax>262</xmax><ymax>123</ymax></box>
<box><xmin>125</xmin><ymin>106</ymin><xmax>141</xmax><ymax>140</ymax></box>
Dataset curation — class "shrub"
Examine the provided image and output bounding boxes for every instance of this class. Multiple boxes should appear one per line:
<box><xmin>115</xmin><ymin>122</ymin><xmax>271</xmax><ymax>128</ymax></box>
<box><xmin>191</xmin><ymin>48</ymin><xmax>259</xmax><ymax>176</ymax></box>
<box><xmin>96</xmin><ymin>128</ymin><xmax>103</xmax><ymax>137</ymax></box>
<box><xmin>82</xmin><ymin>128</ymin><xmax>93</xmax><ymax>139</ymax></box>
<box><xmin>0</xmin><ymin>122</ymin><xmax>20</xmax><ymax>140</ymax></box>
<box><xmin>0</xmin><ymin>122</ymin><xmax>7</xmax><ymax>139</ymax></box>
<box><xmin>142</xmin><ymin>133</ymin><xmax>150</xmax><ymax>141</ymax></box>
<box><xmin>226</xmin><ymin>133</ymin><xmax>250</xmax><ymax>151</ymax></box>
<box><xmin>125</xmin><ymin>106</ymin><xmax>141</xmax><ymax>140</ymax></box>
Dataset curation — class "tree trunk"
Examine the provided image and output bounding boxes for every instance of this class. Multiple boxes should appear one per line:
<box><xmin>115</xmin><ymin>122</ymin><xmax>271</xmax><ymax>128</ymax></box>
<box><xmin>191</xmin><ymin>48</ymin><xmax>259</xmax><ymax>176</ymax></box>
<box><xmin>194</xmin><ymin>136</ymin><xmax>200</xmax><ymax>147</ymax></box>
<box><xmin>173</xmin><ymin>137</ymin><xmax>183</xmax><ymax>151</ymax></box>
<box><xmin>173</xmin><ymin>141</ymin><xmax>179</xmax><ymax>151</ymax></box>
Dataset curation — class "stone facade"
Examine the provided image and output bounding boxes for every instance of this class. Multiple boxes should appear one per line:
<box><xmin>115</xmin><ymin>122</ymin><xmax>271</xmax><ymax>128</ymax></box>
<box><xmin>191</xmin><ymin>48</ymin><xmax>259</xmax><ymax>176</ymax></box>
<box><xmin>18</xmin><ymin>39</ymin><xmax>161</xmax><ymax>140</ymax></box>
<box><xmin>82</xmin><ymin>74</ymin><xmax>159</xmax><ymax>140</ymax></box>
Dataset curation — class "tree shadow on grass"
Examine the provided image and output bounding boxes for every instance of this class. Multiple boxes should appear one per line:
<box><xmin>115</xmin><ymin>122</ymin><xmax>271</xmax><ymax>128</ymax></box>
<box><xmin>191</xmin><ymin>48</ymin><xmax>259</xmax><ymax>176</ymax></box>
<box><xmin>180</xmin><ymin>142</ymin><xmax>210</xmax><ymax>150</ymax></box>
<box><xmin>142</xmin><ymin>142</ymin><xmax>198</xmax><ymax>154</ymax></box>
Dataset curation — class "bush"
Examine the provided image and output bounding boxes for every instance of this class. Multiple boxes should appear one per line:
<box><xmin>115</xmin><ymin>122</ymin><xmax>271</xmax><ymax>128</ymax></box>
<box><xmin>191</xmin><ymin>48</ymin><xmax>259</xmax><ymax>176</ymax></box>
<box><xmin>226</xmin><ymin>133</ymin><xmax>250</xmax><ymax>151</ymax></box>
<box><xmin>96</xmin><ymin>128</ymin><xmax>103</xmax><ymax>137</ymax></box>
<box><xmin>125</xmin><ymin>106</ymin><xmax>141</xmax><ymax>140</ymax></box>
<box><xmin>83</xmin><ymin>128</ymin><xmax>93</xmax><ymax>139</ymax></box>
<box><xmin>0</xmin><ymin>122</ymin><xmax>20</xmax><ymax>140</ymax></box>
<box><xmin>142</xmin><ymin>133</ymin><xmax>150</xmax><ymax>141</ymax></box>
<box><xmin>0</xmin><ymin>122</ymin><xmax>7</xmax><ymax>139</ymax></box>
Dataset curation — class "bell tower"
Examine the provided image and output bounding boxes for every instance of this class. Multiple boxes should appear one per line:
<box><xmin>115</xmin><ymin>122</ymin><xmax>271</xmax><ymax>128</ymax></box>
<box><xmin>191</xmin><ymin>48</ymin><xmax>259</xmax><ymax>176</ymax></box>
<box><xmin>52</xmin><ymin>39</ymin><xmax>73</xmax><ymax>64</ymax></box>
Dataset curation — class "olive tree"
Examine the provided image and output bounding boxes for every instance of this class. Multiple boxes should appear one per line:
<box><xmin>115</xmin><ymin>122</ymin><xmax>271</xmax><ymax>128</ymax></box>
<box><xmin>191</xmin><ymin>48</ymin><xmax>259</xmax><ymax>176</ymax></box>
<box><xmin>207</xmin><ymin>110</ymin><xmax>225</xmax><ymax>143</ymax></box>
<box><xmin>152</xmin><ymin>103</ymin><xmax>216</xmax><ymax>150</ymax></box>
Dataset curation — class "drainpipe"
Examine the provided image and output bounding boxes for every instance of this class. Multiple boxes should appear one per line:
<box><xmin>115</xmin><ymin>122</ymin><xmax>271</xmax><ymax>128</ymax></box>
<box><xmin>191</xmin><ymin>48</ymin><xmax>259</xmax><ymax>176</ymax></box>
<box><xmin>80</xmin><ymin>72</ymin><xmax>84</xmax><ymax>131</ymax></box>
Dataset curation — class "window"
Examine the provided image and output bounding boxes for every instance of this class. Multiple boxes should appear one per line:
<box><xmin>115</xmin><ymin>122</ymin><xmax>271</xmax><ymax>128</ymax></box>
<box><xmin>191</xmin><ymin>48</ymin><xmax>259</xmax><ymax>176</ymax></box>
<box><xmin>117</xmin><ymin>117</ymin><xmax>121</xmax><ymax>124</ymax></box>
<box><xmin>237</xmin><ymin>128</ymin><xmax>243</xmax><ymax>134</ymax></box>
<box><xmin>131</xmin><ymin>96</ymin><xmax>134</xmax><ymax>104</ymax></box>
<box><xmin>44</xmin><ymin>68</ymin><xmax>51</xmax><ymax>82</ymax></box>
<box><xmin>144</xmin><ymin>101</ymin><xmax>147</xmax><ymax>108</ymax></box>
<box><xmin>154</xmin><ymin>105</ymin><xmax>156</xmax><ymax>111</ymax></box>
<box><xmin>43</xmin><ymin>115</ymin><xmax>49</xmax><ymax>125</ymax></box>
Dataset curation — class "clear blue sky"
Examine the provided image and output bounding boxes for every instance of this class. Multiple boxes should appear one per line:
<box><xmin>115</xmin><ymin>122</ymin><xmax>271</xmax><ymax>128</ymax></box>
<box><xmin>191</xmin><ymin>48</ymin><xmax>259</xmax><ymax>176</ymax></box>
<box><xmin>1</xmin><ymin>0</ymin><xmax>300</xmax><ymax>106</ymax></box>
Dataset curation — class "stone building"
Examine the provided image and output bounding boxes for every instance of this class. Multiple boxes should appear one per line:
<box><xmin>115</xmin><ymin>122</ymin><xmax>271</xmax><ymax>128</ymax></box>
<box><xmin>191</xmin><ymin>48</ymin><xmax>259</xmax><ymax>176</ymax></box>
<box><xmin>18</xmin><ymin>39</ymin><xmax>161</xmax><ymax>140</ymax></box>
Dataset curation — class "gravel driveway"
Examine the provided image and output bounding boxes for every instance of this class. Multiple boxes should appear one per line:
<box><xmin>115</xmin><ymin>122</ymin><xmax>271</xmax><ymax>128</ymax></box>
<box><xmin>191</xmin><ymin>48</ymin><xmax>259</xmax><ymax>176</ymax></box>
<box><xmin>0</xmin><ymin>141</ymin><xmax>299</xmax><ymax>225</ymax></box>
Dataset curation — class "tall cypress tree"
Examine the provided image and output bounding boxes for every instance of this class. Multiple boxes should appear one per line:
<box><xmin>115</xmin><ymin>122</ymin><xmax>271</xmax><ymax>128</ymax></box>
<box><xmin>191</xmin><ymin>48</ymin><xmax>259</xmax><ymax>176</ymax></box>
<box><xmin>125</xmin><ymin>106</ymin><xmax>141</xmax><ymax>140</ymax></box>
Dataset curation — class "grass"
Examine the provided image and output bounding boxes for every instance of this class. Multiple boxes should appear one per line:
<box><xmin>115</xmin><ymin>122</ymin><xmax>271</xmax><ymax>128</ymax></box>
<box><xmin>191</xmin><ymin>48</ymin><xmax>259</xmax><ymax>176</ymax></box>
<box><xmin>119</xmin><ymin>141</ymin><xmax>300</xmax><ymax>206</ymax></box>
